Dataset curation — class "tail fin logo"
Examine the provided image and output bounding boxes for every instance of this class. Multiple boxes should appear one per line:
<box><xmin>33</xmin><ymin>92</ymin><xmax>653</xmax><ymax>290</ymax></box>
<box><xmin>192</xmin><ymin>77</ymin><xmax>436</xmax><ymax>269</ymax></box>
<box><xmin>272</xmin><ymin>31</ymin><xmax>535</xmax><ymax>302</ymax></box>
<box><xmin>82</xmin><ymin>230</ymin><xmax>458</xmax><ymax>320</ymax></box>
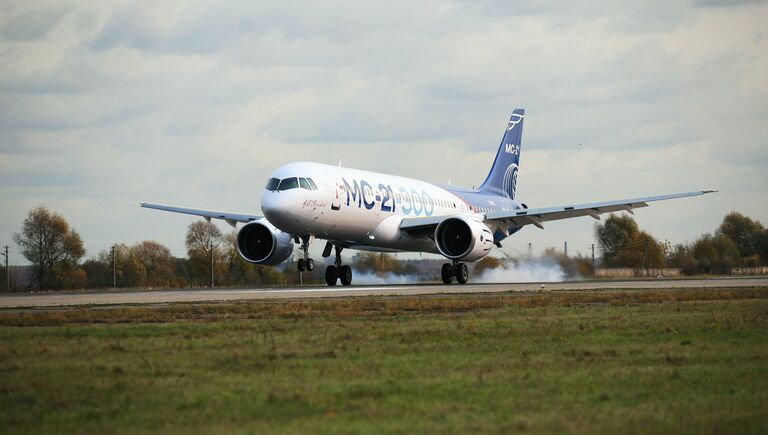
<box><xmin>507</xmin><ymin>113</ymin><xmax>524</xmax><ymax>131</ymax></box>
<box><xmin>502</xmin><ymin>163</ymin><xmax>519</xmax><ymax>199</ymax></box>
<box><xmin>478</xmin><ymin>108</ymin><xmax>525</xmax><ymax>199</ymax></box>
<box><xmin>505</xmin><ymin>143</ymin><xmax>520</xmax><ymax>155</ymax></box>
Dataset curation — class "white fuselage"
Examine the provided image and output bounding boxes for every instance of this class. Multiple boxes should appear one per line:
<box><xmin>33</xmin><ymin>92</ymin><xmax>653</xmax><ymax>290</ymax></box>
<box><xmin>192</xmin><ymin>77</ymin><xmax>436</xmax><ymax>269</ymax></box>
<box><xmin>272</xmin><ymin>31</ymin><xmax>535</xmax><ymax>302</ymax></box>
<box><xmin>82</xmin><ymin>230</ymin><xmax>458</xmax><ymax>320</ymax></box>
<box><xmin>261</xmin><ymin>162</ymin><xmax>498</xmax><ymax>254</ymax></box>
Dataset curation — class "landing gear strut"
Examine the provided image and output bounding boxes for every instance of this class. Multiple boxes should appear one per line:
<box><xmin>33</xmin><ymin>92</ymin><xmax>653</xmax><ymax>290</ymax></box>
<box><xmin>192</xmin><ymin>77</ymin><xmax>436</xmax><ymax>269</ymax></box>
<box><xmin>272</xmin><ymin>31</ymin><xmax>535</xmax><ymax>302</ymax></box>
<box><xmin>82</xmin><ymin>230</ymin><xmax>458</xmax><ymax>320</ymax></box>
<box><xmin>441</xmin><ymin>260</ymin><xmax>468</xmax><ymax>285</ymax></box>
<box><xmin>296</xmin><ymin>235</ymin><xmax>314</xmax><ymax>272</ymax></box>
<box><xmin>325</xmin><ymin>245</ymin><xmax>352</xmax><ymax>286</ymax></box>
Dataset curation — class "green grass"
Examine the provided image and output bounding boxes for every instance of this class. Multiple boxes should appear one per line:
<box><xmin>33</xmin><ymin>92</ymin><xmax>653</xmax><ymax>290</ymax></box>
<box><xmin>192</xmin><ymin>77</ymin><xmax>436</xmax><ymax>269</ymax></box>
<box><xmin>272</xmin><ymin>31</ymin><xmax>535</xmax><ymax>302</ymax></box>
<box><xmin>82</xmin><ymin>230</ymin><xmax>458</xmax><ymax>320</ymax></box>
<box><xmin>1</xmin><ymin>289</ymin><xmax>767</xmax><ymax>434</ymax></box>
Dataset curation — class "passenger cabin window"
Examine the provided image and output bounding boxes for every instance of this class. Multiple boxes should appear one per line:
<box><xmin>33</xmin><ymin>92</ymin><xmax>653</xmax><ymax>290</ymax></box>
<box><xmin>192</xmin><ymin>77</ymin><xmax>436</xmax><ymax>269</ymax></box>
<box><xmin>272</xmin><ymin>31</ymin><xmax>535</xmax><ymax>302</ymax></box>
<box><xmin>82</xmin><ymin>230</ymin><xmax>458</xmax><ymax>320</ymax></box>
<box><xmin>306</xmin><ymin>178</ymin><xmax>318</xmax><ymax>190</ymax></box>
<box><xmin>265</xmin><ymin>178</ymin><xmax>280</xmax><ymax>191</ymax></box>
<box><xmin>299</xmin><ymin>178</ymin><xmax>312</xmax><ymax>190</ymax></box>
<box><xmin>277</xmin><ymin>177</ymin><xmax>299</xmax><ymax>191</ymax></box>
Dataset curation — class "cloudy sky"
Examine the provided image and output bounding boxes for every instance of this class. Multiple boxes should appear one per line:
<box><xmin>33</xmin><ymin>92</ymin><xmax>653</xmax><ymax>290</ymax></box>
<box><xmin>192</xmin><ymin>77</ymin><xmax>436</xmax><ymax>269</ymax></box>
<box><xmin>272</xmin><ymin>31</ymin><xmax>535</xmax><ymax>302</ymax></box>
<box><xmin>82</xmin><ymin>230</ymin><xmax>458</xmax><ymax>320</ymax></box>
<box><xmin>1</xmin><ymin>0</ymin><xmax>766</xmax><ymax>264</ymax></box>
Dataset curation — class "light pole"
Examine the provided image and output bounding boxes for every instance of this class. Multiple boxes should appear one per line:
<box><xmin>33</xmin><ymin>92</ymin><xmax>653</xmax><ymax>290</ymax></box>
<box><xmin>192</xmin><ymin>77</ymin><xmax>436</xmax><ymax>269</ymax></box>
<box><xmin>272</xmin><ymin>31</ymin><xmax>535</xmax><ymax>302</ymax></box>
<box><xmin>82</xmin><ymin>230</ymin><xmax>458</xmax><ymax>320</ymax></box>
<box><xmin>111</xmin><ymin>245</ymin><xmax>116</xmax><ymax>288</ymax></box>
<box><xmin>1</xmin><ymin>246</ymin><xmax>9</xmax><ymax>291</ymax></box>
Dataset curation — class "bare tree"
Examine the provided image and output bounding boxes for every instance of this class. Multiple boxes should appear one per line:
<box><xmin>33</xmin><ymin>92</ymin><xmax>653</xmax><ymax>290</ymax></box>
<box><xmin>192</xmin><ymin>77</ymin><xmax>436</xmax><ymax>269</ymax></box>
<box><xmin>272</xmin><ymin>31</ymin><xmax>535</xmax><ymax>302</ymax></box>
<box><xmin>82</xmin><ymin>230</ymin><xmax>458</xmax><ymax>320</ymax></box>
<box><xmin>185</xmin><ymin>221</ymin><xmax>223</xmax><ymax>286</ymax></box>
<box><xmin>219</xmin><ymin>231</ymin><xmax>251</xmax><ymax>286</ymax></box>
<box><xmin>14</xmin><ymin>207</ymin><xmax>84</xmax><ymax>290</ymax></box>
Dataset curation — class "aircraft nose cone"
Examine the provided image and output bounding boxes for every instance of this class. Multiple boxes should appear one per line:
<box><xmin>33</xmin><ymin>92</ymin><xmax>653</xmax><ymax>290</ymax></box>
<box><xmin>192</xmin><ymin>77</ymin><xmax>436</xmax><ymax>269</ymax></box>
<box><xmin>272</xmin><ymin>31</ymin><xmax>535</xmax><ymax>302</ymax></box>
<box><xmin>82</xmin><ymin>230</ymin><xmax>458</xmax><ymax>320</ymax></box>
<box><xmin>262</xmin><ymin>190</ymin><xmax>300</xmax><ymax>226</ymax></box>
<box><xmin>261</xmin><ymin>191</ymin><xmax>281</xmax><ymax>220</ymax></box>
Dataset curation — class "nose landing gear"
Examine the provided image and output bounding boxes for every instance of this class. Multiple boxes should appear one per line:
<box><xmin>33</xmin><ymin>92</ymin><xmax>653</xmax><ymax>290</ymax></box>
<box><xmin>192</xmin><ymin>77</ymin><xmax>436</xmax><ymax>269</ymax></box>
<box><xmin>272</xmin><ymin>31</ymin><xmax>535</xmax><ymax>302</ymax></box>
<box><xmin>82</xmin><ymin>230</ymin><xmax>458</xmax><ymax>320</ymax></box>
<box><xmin>324</xmin><ymin>243</ymin><xmax>352</xmax><ymax>286</ymax></box>
<box><xmin>296</xmin><ymin>235</ymin><xmax>315</xmax><ymax>272</ymax></box>
<box><xmin>441</xmin><ymin>260</ymin><xmax>468</xmax><ymax>285</ymax></box>
<box><xmin>298</xmin><ymin>258</ymin><xmax>314</xmax><ymax>272</ymax></box>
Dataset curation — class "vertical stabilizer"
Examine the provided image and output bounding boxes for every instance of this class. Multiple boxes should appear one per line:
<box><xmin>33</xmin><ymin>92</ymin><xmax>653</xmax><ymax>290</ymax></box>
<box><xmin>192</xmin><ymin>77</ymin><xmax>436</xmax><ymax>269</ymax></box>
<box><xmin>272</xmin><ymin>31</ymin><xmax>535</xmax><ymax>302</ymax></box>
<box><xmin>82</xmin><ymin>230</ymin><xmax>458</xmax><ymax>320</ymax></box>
<box><xmin>478</xmin><ymin>108</ymin><xmax>525</xmax><ymax>199</ymax></box>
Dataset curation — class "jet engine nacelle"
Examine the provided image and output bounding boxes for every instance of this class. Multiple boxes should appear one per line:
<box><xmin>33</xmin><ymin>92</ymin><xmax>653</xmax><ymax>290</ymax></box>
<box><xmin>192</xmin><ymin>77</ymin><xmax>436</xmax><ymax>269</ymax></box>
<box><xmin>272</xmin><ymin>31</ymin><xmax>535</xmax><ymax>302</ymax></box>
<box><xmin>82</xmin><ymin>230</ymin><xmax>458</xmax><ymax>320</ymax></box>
<box><xmin>236</xmin><ymin>219</ymin><xmax>294</xmax><ymax>265</ymax></box>
<box><xmin>434</xmin><ymin>215</ymin><xmax>494</xmax><ymax>262</ymax></box>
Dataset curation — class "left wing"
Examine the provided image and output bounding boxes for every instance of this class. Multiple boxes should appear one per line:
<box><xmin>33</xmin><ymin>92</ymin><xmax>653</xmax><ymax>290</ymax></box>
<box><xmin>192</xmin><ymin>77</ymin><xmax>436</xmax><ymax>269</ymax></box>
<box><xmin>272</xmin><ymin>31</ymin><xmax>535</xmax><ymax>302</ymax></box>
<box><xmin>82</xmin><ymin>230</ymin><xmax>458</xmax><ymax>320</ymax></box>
<box><xmin>140</xmin><ymin>202</ymin><xmax>261</xmax><ymax>227</ymax></box>
<box><xmin>400</xmin><ymin>189</ymin><xmax>717</xmax><ymax>232</ymax></box>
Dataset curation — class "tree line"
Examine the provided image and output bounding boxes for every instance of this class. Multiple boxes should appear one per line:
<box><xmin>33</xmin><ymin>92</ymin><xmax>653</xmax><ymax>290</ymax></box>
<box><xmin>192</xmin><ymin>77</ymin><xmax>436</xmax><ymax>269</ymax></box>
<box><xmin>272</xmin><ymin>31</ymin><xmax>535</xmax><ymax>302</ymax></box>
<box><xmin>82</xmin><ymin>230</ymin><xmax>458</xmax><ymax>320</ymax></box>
<box><xmin>8</xmin><ymin>207</ymin><xmax>318</xmax><ymax>291</ymax></box>
<box><xmin>596</xmin><ymin>212</ymin><xmax>768</xmax><ymax>274</ymax></box>
<box><xmin>3</xmin><ymin>206</ymin><xmax>766</xmax><ymax>291</ymax></box>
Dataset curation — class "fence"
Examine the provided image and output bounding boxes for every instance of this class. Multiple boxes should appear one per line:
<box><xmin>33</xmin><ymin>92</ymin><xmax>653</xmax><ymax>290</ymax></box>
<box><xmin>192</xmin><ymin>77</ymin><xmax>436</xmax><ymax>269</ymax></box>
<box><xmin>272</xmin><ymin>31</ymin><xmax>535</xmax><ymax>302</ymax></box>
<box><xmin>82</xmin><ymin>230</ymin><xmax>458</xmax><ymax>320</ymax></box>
<box><xmin>594</xmin><ymin>268</ymin><xmax>681</xmax><ymax>278</ymax></box>
<box><xmin>731</xmin><ymin>266</ymin><xmax>768</xmax><ymax>275</ymax></box>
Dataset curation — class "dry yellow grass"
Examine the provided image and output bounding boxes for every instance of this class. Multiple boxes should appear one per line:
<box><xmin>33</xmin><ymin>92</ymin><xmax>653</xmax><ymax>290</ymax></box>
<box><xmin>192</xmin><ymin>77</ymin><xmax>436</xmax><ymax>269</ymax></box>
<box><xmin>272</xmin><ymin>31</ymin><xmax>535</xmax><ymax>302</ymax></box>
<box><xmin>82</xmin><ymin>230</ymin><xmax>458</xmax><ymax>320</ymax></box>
<box><xmin>1</xmin><ymin>287</ymin><xmax>766</xmax><ymax>326</ymax></box>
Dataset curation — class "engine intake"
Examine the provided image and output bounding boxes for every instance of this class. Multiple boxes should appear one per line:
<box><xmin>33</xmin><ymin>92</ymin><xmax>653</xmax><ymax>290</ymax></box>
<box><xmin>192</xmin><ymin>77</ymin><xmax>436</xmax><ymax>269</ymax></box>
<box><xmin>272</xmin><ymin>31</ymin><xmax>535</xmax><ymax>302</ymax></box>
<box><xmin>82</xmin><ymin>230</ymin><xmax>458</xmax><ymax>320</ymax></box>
<box><xmin>236</xmin><ymin>220</ymin><xmax>293</xmax><ymax>265</ymax></box>
<box><xmin>434</xmin><ymin>216</ymin><xmax>494</xmax><ymax>262</ymax></box>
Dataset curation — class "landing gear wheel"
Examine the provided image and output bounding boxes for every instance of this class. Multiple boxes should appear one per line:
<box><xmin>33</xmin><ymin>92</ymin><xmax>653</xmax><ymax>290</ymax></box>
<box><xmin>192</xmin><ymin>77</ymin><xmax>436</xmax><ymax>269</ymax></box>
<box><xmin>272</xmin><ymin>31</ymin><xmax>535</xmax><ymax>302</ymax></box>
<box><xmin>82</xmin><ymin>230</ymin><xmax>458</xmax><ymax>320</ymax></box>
<box><xmin>455</xmin><ymin>263</ymin><xmax>469</xmax><ymax>284</ymax></box>
<box><xmin>325</xmin><ymin>265</ymin><xmax>338</xmax><ymax>286</ymax></box>
<box><xmin>325</xmin><ymin>244</ymin><xmax>349</xmax><ymax>286</ymax></box>
<box><xmin>339</xmin><ymin>265</ymin><xmax>353</xmax><ymax>286</ymax></box>
<box><xmin>298</xmin><ymin>235</ymin><xmax>313</xmax><ymax>273</ymax></box>
<box><xmin>441</xmin><ymin>263</ymin><xmax>454</xmax><ymax>284</ymax></box>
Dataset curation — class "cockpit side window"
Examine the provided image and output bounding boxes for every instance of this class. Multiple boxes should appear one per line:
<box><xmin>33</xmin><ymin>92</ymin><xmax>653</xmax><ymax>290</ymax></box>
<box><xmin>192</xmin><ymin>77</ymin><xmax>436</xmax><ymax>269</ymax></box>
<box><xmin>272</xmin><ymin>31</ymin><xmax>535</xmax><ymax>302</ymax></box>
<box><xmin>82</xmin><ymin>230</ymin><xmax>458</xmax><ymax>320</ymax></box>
<box><xmin>299</xmin><ymin>178</ymin><xmax>312</xmax><ymax>190</ymax></box>
<box><xmin>277</xmin><ymin>177</ymin><xmax>299</xmax><ymax>191</ymax></box>
<box><xmin>306</xmin><ymin>178</ymin><xmax>318</xmax><ymax>190</ymax></box>
<box><xmin>265</xmin><ymin>177</ymin><xmax>280</xmax><ymax>191</ymax></box>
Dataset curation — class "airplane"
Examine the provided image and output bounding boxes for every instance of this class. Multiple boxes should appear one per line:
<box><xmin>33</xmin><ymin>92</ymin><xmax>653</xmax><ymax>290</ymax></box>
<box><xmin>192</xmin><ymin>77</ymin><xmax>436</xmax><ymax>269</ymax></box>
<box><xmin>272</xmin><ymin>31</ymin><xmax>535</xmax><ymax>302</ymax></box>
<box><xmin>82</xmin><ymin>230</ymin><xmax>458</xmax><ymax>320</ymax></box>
<box><xmin>141</xmin><ymin>108</ymin><xmax>716</xmax><ymax>286</ymax></box>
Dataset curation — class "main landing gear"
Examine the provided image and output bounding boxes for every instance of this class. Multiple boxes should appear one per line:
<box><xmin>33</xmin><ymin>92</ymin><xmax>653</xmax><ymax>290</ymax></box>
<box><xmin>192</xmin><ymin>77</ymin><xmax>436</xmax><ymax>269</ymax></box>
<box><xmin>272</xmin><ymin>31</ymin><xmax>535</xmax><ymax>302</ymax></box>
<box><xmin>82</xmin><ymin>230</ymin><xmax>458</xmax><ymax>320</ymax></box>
<box><xmin>296</xmin><ymin>235</ymin><xmax>315</xmax><ymax>272</ymax></box>
<box><xmin>441</xmin><ymin>260</ymin><xmax>469</xmax><ymax>285</ymax></box>
<box><xmin>325</xmin><ymin>244</ymin><xmax>352</xmax><ymax>286</ymax></box>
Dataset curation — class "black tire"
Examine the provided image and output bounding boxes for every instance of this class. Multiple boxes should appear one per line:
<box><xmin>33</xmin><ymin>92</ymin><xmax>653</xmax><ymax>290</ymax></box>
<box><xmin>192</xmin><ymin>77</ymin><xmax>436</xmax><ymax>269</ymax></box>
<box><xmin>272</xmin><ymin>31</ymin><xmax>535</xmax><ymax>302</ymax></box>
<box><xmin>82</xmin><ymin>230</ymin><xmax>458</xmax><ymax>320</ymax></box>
<box><xmin>456</xmin><ymin>263</ymin><xmax>469</xmax><ymax>284</ymax></box>
<box><xmin>325</xmin><ymin>265</ymin><xmax>338</xmax><ymax>286</ymax></box>
<box><xmin>298</xmin><ymin>258</ymin><xmax>306</xmax><ymax>272</ymax></box>
<box><xmin>339</xmin><ymin>265</ymin><xmax>352</xmax><ymax>286</ymax></box>
<box><xmin>306</xmin><ymin>258</ymin><xmax>314</xmax><ymax>272</ymax></box>
<box><xmin>441</xmin><ymin>263</ymin><xmax>454</xmax><ymax>284</ymax></box>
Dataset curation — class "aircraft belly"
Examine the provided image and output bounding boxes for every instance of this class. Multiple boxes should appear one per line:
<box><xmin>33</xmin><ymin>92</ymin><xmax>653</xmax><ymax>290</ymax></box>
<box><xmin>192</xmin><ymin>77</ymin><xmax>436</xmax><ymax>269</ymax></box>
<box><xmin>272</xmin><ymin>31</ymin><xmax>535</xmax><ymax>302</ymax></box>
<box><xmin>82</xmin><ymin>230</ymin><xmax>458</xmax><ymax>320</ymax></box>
<box><xmin>364</xmin><ymin>215</ymin><xmax>436</xmax><ymax>252</ymax></box>
<box><xmin>319</xmin><ymin>206</ymin><xmax>379</xmax><ymax>241</ymax></box>
<box><xmin>314</xmin><ymin>209</ymin><xmax>435</xmax><ymax>253</ymax></box>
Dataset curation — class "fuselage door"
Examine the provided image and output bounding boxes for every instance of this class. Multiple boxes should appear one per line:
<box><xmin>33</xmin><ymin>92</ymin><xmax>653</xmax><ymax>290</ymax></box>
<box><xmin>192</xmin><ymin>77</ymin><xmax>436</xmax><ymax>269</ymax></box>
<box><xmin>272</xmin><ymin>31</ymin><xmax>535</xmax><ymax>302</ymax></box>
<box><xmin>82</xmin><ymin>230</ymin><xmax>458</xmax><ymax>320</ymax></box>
<box><xmin>331</xmin><ymin>181</ymin><xmax>342</xmax><ymax>211</ymax></box>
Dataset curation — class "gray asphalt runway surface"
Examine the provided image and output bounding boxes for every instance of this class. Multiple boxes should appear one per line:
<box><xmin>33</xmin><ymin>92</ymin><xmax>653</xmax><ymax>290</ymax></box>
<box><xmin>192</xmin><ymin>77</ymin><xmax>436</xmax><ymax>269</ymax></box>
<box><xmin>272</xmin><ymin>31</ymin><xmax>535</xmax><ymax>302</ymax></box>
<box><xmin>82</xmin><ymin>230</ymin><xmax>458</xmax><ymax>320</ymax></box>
<box><xmin>1</xmin><ymin>277</ymin><xmax>766</xmax><ymax>308</ymax></box>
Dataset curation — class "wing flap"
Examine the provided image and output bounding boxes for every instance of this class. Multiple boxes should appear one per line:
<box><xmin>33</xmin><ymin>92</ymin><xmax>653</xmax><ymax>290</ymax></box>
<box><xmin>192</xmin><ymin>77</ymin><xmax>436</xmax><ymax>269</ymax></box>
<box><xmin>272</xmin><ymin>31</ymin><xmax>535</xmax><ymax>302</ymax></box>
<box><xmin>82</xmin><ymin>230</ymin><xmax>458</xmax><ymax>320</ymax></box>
<box><xmin>492</xmin><ymin>202</ymin><xmax>650</xmax><ymax>226</ymax></box>
<box><xmin>486</xmin><ymin>190</ymin><xmax>713</xmax><ymax>227</ymax></box>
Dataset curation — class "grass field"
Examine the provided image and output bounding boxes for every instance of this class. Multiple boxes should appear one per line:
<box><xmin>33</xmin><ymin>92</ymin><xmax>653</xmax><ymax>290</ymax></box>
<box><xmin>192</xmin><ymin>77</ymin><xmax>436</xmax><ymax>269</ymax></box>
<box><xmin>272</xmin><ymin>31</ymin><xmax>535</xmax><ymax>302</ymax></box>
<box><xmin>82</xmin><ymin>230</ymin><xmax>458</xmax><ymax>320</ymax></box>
<box><xmin>1</xmin><ymin>288</ymin><xmax>767</xmax><ymax>434</ymax></box>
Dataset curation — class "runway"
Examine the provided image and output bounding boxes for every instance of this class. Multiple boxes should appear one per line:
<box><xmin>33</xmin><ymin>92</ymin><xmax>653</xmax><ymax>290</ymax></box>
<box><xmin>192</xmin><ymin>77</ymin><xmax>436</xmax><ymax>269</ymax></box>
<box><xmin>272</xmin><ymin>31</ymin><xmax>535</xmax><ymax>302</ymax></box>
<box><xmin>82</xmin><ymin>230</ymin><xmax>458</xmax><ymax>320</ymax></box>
<box><xmin>1</xmin><ymin>277</ymin><xmax>766</xmax><ymax>308</ymax></box>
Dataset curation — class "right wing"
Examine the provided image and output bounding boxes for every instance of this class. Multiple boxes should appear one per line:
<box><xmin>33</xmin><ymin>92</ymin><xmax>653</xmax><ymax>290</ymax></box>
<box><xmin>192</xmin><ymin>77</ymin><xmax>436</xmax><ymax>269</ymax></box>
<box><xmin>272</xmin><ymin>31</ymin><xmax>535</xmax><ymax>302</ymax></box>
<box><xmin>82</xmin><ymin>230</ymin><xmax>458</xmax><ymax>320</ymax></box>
<box><xmin>483</xmin><ymin>190</ymin><xmax>717</xmax><ymax>229</ymax></box>
<box><xmin>140</xmin><ymin>202</ymin><xmax>262</xmax><ymax>227</ymax></box>
<box><xmin>400</xmin><ymin>189</ymin><xmax>717</xmax><ymax>232</ymax></box>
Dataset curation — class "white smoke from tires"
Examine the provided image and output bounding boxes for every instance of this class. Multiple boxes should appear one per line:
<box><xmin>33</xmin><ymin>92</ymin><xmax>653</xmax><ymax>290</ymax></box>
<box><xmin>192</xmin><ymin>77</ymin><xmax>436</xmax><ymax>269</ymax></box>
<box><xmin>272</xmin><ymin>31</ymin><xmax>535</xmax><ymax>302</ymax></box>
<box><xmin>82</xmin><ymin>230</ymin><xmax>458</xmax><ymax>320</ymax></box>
<box><xmin>473</xmin><ymin>258</ymin><xmax>568</xmax><ymax>283</ymax></box>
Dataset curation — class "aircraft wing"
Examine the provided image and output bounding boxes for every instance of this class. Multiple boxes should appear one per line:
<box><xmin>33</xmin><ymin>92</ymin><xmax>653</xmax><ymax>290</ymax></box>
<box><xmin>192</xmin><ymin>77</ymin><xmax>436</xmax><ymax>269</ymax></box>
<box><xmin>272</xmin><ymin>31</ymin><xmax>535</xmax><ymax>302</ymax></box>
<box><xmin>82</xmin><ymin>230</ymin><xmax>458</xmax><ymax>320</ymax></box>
<box><xmin>140</xmin><ymin>202</ymin><xmax>262</xmax><ymax>227</ymax></box>
<box><xmin>400</xmin><ymin>190</ymin><xmax>717</xmax><ymax>232</ymax></box>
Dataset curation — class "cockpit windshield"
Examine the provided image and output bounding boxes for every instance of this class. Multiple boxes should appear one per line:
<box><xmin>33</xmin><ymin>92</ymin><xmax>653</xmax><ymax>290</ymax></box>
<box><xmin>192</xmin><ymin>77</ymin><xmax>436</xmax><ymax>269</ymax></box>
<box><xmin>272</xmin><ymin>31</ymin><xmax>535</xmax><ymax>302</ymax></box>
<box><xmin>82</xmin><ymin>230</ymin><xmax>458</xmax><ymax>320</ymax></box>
<box><xmin>266</xmin><ymin>176</ymin><xmax>318</xmax><ymax>192</ymax></box>
<box><xmin>277</xmin><ymin>177</ymin><xmax>299</xmax><ymax>191</ymax></box>
<box><xmin>265</xmin><ymin>178</ymin><xmax>280</xmax><ymax>191</ymax></box>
